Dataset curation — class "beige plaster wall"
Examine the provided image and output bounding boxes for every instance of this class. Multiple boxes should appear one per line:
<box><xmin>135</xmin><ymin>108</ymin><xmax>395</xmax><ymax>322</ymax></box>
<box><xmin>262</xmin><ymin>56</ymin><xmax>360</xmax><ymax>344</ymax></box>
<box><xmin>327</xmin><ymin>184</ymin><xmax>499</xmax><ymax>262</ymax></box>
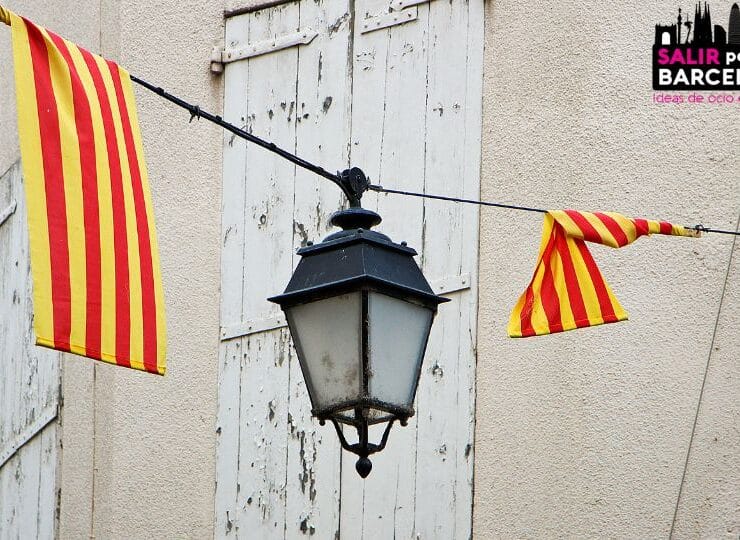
<box><xmin>1</xmin><ymin>1</ymin><xmax>224</xmax><ymax>538</ymax></box>
<box><xmin>476</xmin><ymin>0</ymin><xmax>739</xmax><ymax>538</ymax></box>
<box><xmin>3</xmin><ymin>0</ymin><xmax>738</xmax><ymax>537</ymax></box>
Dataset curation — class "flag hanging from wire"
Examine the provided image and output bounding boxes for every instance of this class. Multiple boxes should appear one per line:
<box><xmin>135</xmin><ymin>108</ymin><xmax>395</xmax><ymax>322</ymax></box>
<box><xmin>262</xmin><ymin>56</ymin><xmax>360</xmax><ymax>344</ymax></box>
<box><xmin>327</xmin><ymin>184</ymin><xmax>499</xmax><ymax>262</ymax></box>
<box><xmin>2</xmin><ymin>8</ymin><xmax>166</xmax><ymax>374</ymax></box>
<box><xmin>508</xmin><ymin>210</ymin><xmax>700</xmax><ymax>338</ymax></box>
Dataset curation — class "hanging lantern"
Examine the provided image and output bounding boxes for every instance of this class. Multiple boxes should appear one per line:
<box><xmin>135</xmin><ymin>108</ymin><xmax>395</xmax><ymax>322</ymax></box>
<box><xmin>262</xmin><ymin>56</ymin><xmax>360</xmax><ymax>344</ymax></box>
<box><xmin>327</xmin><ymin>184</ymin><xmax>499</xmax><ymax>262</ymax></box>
<box><xmin>269</xmin><ymin>201</ymin><xmax>448</xmax><ymax>477</ymax></box>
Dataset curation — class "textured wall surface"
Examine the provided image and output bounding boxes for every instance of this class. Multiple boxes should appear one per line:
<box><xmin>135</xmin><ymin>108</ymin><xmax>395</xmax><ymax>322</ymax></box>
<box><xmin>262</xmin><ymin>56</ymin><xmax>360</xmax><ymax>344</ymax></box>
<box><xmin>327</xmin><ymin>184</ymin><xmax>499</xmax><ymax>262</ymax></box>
<box><xmin>2</xmin><ymin>0</ymin><xmax>738</xmax><ymax>537</ymax></box>
<box><xmin>84</xmin><ymin>1</ymin><xmax>224</xmax><ymax>537</ymax></box>
<box><xmin>476</xmin><ymin>0</ymin><xmax>739</xmax><ymax>538</ymax></box>
<box><xmin>0</xmin><ymin>1</ymin><xmax>224</xmax><ymax>538</ymax></box>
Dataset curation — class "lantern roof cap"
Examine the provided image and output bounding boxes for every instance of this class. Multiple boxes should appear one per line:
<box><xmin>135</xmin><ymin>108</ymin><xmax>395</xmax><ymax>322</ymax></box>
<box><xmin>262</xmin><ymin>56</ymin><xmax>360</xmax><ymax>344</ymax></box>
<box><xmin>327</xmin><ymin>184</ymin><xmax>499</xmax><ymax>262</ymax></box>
<box><xmin>269</xmin><ymin>208</ymin><xmax>448</xmax><ymax>307</ymax></box>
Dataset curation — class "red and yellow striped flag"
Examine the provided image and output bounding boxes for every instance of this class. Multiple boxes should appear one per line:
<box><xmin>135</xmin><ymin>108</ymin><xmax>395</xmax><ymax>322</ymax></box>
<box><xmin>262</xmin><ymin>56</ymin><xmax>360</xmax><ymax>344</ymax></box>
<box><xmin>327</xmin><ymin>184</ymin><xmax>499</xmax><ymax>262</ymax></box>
<box><xmin>508</xmin><ymin>210</ymin><xmax>699</xmax><ymax>338</ymax></box>
<box><xmin>2</xmin><ymin>8</ymin><xmax>166</xmax><ymax>373</ymax></box>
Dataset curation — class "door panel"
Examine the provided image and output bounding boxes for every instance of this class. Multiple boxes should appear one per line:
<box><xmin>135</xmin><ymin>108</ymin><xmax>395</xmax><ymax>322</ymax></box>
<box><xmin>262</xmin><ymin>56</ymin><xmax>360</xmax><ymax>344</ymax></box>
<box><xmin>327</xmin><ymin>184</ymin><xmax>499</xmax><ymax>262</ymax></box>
<box><xmin>216</xmin><ymin>1</ymin><xmax>482</xmax><ymax>537</ymax></box>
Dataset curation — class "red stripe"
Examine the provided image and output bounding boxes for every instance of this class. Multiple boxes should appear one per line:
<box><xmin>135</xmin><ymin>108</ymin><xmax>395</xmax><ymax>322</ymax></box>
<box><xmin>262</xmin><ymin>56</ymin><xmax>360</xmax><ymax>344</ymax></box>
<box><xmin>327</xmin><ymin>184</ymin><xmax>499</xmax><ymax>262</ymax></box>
<box><xmin>659</xmin><ymin>221</ymin><xmax>672</xmax><ymax>235</ymax></box>
<box><xmin>80</xmin><ymin>48</ymin><xmax>131</xmax><ymax>367</ymax></box>
<box><xmin>26</xmin><ymin>21</ymin><xmax>71</xmax><ymax>349</ymax></box>
<box><xmin>633</xmin><ymin>218</ymin><xmax>650</xmax><ymax>237</ymax></box>
<box><xmin>564</xmin><ymin>210</ymin><xmax>603</xmax><ymax>244</ymax></box>
<box><xmin>48</xmin><ymin>32</ymin><xmax>102</xmax><ymax>358</ymax></box>
<box><xmin>574</xmin><ymin>241</ymin><xmax>618</xmax><ymax>323</ymax></box>
<box><xmin>554</xmin><ymin>227</ymin><xmax>590</xmax><ymax>328</ymax></box>
<box><xmin>519</xmin><ymin>285</ymin><xmax>536</xmax><ymax>337</ymax></box>
<box><xmin>538</xmin><ymin>231</ymin><xmax>562</xmax><ymax>333</ymax></box>
<box><xmin>107</xmin><ymin>62</ymin><xmax>158</xmax><ymax>373</ymax></box>
<box><xmin>593</xmin><ymin>212</ymin><xmax>629</xmax><ymax>247</ymax></box>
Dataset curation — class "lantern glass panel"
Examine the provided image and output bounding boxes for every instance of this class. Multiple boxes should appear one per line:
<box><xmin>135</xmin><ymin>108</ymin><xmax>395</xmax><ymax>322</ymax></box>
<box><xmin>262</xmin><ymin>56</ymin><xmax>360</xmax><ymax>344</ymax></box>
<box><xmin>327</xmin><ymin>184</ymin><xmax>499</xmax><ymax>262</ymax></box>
<box><xmin>367</xmin><ymin>292</ymin><xmax>433</xmax><ymax>408</ymax></box>
<box><xmin>285</xmin><ymin>292</ymin><xmax>362</xmax><ymax>411</ymax></box>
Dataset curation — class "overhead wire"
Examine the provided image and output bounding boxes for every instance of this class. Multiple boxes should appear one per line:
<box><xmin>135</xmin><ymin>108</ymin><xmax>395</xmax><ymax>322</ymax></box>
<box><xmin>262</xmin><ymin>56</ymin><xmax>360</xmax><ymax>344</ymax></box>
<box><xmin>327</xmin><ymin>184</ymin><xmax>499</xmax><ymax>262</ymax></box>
<box><xmin>130</xmin><ymin>77</ymin><xmax>740</xmax><ymax>237</ymax></box>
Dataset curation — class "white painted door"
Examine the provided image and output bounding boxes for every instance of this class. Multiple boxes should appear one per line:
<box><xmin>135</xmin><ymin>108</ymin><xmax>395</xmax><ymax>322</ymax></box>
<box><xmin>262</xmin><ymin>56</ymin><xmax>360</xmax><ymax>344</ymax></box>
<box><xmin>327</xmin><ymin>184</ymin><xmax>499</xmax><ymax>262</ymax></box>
<box><xmin>216</xmin><ymin>1</ymin><xmax>482</xmax><ymax>538</ymax></box>
<box><xmin>0</xmin><ymin>163</ymin><xmax>60</xmax><ymax>539</ymax></box>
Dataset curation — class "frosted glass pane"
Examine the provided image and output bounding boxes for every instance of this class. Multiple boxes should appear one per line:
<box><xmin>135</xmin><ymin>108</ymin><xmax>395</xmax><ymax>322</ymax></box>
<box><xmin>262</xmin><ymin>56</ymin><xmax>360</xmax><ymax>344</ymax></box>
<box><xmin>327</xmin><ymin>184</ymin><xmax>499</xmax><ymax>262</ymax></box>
<box><xmin>286</xmin><ymin>293</ymin><xmax>362</xmax><ymax>411</ymax></box>
<box><xmin>368</xmin><ymin>293</ymin><xmax>433</xmax><ymax>407</ymax></box>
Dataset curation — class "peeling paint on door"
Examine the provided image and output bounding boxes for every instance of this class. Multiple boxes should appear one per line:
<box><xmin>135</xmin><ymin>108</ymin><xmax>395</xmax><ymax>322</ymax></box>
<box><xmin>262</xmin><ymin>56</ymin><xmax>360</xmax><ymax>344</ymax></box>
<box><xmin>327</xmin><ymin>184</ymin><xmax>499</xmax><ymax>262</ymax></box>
<box><xmin>0</xmin><ymin>163</ymin><xmax>61</xmax><ymax>539</ymax></box>
<box><xmin>216</xmin><ymin>1</ymin><xmax>482</xmax><ymax>538</ymax></box>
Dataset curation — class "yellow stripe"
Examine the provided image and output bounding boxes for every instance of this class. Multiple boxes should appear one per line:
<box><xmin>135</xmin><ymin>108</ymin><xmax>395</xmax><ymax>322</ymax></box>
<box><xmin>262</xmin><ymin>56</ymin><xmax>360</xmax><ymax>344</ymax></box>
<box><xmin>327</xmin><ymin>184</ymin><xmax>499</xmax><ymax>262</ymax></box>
<box><xmin>528</xmin><ymin>257</ymin><xmax>549</xmax><ymax>335</ymax></box>
<box><xmin>604</xmin><ymin>280</ymin><xmax>628</xmax><ymax>322</ymax></box>
<box><xmin>11</xmin><ymin>15</ymin><xmax>55</xmax><ymax>343</ymax></box>
<box><xmin>581</xmin><ymin>212</ymin><xmax>618</xmax><ymax>248</ymax></box>
<box><xmin>65</xmin><ymin>40</ymin><xmax>118</xmax><ymax>360</ymax></box>
<box><xmin>566</xmin><ymin>237</ymin><xmax>604</xmax><ymax>325</ymax></box>
<box><xmin>647</xmin><ymin>220</ymin><xmax>661</xmax><ymax>234</ymax></box>
<box><xmin>508</xmin><ymin>215</ymin><xmax>554</xmax><ymax>337</ymax></box>
<box><xmin>0</xmin><ymin>7</ymin><xmax>11</xmax><ymax>26</ymax></box>
<box><xmin>120</xmin><ymin>70</ymin><xmax>166</xmax><ymax>374</ymax></box>
<box><xmin>40</xmin><ymin>28</ymin><xmax>87</xmax><ymax>355</ymax></box>
<box><xmin>550</xmin><ymin>230</ymin><xmax>576</xmax><ymax>332</ymax></box>
<box><xmin>604</xmin><ymin>212</ymin><xmax>638</xmax><ymax>244</ymax></box>
<box><xmin>95</xmin><ymin>56</ymin><xmax>144</xmax><ymax>371</ymax></box>
<box><xmin>672</xmin><ymin>224</ymin><xmax>690</xmax><ymax>236</ymax></box>
<box><xmin>507</xmin><ymin>298</ymin><xmax>525</xmax><ymax>337</ymax></box>
<box><xmin>527</xmin><ymin>215</ymin><xmax>555</xmax><ymax>335</ymax></box>
<box><xmin>549</xmin><ymin>210</ymin><xmax>584</xmax><ymax>240</ymax></box>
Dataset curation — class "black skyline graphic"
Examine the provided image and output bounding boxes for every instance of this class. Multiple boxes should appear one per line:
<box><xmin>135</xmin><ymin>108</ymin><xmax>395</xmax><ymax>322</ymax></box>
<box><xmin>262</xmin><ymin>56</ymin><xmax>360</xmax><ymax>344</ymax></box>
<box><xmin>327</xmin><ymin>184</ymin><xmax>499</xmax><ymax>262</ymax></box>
<box><xmin>655</xmin><ymin>2</ymin><xmax>740</xmax><ymax>45</ymax></box>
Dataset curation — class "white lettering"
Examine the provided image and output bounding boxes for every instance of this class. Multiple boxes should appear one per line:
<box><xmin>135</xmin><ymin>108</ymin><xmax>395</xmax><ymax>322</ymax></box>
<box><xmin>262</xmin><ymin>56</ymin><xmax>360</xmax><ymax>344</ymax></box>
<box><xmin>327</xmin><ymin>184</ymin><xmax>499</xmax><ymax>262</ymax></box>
<box><xmin>674</xmin><ymin>70</ymin><xmax>689</xmax><ymax>85</ymax></box>
<box><xmin>659</xmin><ymin>69</ymin><xmax>673</xmax><ymax>85</ymax></box>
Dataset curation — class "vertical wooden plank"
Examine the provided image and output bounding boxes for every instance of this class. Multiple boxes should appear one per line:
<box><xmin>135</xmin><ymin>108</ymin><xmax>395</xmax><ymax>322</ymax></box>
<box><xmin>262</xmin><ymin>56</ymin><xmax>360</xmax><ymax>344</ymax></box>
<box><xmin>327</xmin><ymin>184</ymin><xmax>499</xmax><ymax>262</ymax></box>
<box><xmin>285</xmin><ymin>1</ymin><xmax>351</xmax><ymax>537</ymax></box>
<box><xmin>0</xmin><ymin>163</ymin><xmax>60</xmax><ymax>540</ymax></box>
<box><xmin>0</xmin><ymin>166</ymin><xmax>29</xmax><ymax>538</ymax></box>
<box><xmin>2</xmin><ymin>446</ymin><xmax>40</xmax><ymax>540</ymax></box>
<box><xmin>339</xmin><ymin>2</ymin><xmax>393</xmax><ymax>535</ymax></box>
<box><xmin>0</xmin><ymin>166</ymin><xmax>17</xmax><ymax>535</ymax></box>
<box><xmin>237</xmin><ymin>328</ymin><xmax>292</xmax><ymax>538</ymax></box>
<box><xmin>215</xmin><ymin>340</ymin><xmax>243</xmax><ymax>539</ymax></box>
<box><xmin>215</xmin><ymin>12</ymin><xmax>251</xmax><ymax>539</ymax></box>
<box><xmin>352</xmin><ymin>3</ymin><xmax>431</xmax><ymax>539</ymax></box>
<box><xmin>344</xmin><ymin>0</ymin><xmax>392</xmax><ymax>216</ymax></box>
<box><xmin>414</xmin><ymin>1</ymin><xmax>471</xmax><ymax>538</ymax></box>
<box><xmin>234</xmin><ymin>4</ymin><xmax>300</xmax><ymax>538</ymax></box>
<box><xmin>454</xmin><ymin>2</ymin><xmax>483</xmax><ymax>537</ymax></box>
<box><xmin>35</xmin><ymin>425</ymin><xmax>58</xmax><ymax>540</ymax></box>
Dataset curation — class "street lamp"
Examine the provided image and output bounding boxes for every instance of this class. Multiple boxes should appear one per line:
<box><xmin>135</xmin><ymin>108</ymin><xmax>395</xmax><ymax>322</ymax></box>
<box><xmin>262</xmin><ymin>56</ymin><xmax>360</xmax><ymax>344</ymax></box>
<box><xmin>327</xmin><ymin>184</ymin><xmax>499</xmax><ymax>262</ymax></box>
<box><xmin>269</xmin><ymin>168</ymin><xmax>448</xmax><ymax>477</ymax></box>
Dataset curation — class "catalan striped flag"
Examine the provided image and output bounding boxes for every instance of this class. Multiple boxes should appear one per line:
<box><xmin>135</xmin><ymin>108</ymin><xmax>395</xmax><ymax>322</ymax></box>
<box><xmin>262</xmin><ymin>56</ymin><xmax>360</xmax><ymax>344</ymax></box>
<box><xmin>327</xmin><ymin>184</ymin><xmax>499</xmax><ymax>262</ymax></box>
<box><xmin>508</xmin><ymin>210</ymin><xmax>699</xmax><ymax>338</ymax></box>
<box><xmin>2</xmin><ymin>8</ymin><xmax>166</xmax><ymax>373</ymax></box>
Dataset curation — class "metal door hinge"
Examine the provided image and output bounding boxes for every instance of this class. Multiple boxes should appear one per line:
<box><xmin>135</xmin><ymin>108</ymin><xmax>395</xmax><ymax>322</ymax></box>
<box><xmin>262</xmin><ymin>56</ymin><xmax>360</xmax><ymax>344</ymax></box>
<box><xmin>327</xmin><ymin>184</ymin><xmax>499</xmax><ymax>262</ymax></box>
<box><xmin>0</xmin><ymin>199</ymin><xmax>17</xmax><ymax>228</ymax></box>
<box><xmin>360</xmin><ymin>0</ymin><xmax>435</xmax><ymax>34</ymax></box>
<box><xmin>210</xmin><ymin>28</ymin><xmax>318</xmax><ymax>73</ymax></box>
<box><xmin>0</xmin><ymin>405</ymin><xmax>58</xmax><ymax>469</ymax></box>
<box><xmin>221</xmin><ymin>312</ymin><xmax>287</xmax><ymax>341</ymax></box>
<box><xmin>432</xmin><ymin>273</ymin><xmax>471</xmax><ymax>296</ymax></box>
<box><xmin>219</xmin><ymin>273</ymin><xmax>470</xmax><ymax>342</ymax></box>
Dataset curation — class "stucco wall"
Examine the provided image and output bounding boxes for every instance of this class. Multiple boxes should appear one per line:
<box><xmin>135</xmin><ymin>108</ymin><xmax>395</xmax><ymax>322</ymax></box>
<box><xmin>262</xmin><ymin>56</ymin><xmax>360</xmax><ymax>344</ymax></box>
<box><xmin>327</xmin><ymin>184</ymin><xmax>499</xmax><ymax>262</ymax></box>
<box><xmin>476</xmin><ymin>0</ymin><xmax>739</xmax><ymax>538</ymax></box>
<box><xmin>1</xmin><ymin>1</ymin><xmax>224</xmax><ymax>538</ymax></box>
<box><xmin>2</xmin><ymin>0</ymin><xmax>738</xmax><ymax>537</ymax></box>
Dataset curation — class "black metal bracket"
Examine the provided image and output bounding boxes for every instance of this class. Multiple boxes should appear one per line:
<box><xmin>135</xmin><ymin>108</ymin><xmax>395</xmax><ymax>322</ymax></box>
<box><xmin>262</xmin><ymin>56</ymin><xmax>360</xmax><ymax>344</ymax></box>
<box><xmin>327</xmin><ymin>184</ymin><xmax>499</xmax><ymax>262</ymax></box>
<box><xmin>335</xmin><ymin>167</ymin><xmax>370</xmax><ymax>208</ymax></box>
<box><xmin>330</xmin><ymin>416</ymin><xmax>396</xmax><ymax>478</ymax></box>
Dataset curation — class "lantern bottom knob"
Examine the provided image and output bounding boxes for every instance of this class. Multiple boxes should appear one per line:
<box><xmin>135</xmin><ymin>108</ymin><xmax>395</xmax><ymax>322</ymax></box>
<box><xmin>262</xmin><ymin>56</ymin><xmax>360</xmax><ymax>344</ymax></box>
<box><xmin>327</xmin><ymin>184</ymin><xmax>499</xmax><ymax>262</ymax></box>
<box><xmin>355</xmin><ymin>456</ymin><xmax>372</xmax><ymax>478</ymax></box>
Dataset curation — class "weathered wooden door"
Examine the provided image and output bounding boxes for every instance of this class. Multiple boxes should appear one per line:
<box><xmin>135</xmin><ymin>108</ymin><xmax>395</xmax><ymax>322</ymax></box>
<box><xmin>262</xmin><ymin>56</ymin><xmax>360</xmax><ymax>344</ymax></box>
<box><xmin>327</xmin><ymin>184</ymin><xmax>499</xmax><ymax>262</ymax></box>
<box><xmin>216</xmin><ymin>1</ymin><xmax>482</xmax><ymax>537</ymax></box>
<box><xmin>0</xmin><ymin>163</ymin><xmax>60</xmax><ymax>539</ymax></box>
